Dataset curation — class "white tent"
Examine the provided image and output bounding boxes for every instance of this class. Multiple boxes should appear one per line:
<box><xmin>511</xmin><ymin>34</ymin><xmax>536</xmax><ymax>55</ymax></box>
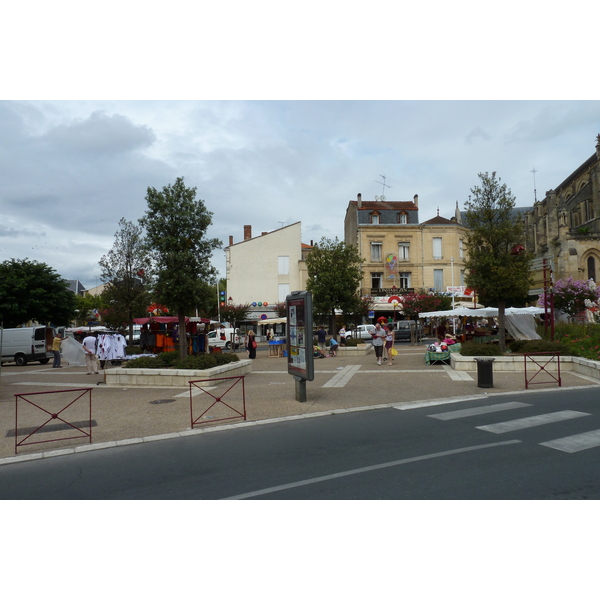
<box><xmin>418</xmin><ymin>306</ymin><xmax>545</xmax><ymax>340</ymax></box>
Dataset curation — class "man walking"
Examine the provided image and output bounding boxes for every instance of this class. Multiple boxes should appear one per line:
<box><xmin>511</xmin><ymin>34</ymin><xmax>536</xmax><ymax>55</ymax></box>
<box><xmin>82</xmin><ymin>332</ymin><xmax>100</xmax><ymax>375</ymax></box>
<box><xmin>371</xmin><ymin>323</ymin><xmax>386</xmax><ymax>366</ymax></box>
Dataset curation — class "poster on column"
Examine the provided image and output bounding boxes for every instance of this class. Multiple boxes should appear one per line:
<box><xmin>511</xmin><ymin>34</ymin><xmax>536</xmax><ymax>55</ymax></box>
<box><xmin>286</xmin><ymin>290</ymin><xmax>314</xmax><ymax>381</ymax></box>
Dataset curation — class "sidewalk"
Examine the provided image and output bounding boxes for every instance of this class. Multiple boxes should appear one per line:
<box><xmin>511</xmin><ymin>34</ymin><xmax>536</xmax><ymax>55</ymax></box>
<box><xmin>1</xmin><ymin>341</ymin><xmax>596</xmax><ymax>461</ymax></box>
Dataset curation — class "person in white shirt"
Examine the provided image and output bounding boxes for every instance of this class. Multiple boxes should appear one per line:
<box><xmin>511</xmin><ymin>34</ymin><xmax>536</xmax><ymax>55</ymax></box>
<box><xmin>371</xmin><ymin>323</ymin><xmax>386</xmax><ymax>366</ymax></box>
<box><xmin>82</xmin><ymin>333</ymin><xmax>99</xmax><ymax>375</ymax></box>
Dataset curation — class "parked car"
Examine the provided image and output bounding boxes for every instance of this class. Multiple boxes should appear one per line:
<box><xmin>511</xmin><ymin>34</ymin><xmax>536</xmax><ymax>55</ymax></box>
<box><xmin>208</xmin><ymin>328</ymin><xmax>241</xmax><ymax>350</ymax></box>
<box><xmin>345</xmin><ymin>324</ymin><xmax>376</xmax><ymax>340</ymax></box>
<box><xmin>394</xmin><ymin>320</ymin><xmax>424</xmax><ymax>342</ymax></box>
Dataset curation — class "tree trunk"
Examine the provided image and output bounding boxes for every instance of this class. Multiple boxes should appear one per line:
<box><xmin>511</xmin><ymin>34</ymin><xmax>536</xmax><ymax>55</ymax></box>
<box><xmin>497</xmin><ymin>299</ymin><xmax>506</xmax><ymax>353</ymax></box>
<box><xmin>178</xmin><ymin>308</ymin><xmax>187</xmax><ymax>359</ymax></box>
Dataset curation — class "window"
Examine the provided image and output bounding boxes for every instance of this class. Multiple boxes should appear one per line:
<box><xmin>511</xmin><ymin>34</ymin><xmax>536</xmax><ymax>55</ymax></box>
<box><xmin>588</xmin><ymin>257</ymin><xmax>596</xmax><ymax>282</ymax></box>
<box><xmin>278</xmin><ymin>256</ymin><xmax>289</xmax><ymax>275</ymax></box>
<box><xmin>433</xmin><ymin>237</ymin><xmax>442</xmax><ymax>259</ymax></box>
<box><xmin>278</xmin><ymin>283</ymin><xmax>290</xmax><ymax>302</ymax></box>
<box><xmin>398</xmin><ymin>242</ymin><xmax>410</xmax><ymax>261</ymax></box>
<box><xmin>370</xmin><ymin>212</ymin><xmax>380</xmax><ymax>224</ymax></box>
<box><xmin>459</xmin><ymin>238</ymin><xmax>464</xmax><ymax>259</ymax></box>
<box><xmin>397</xmin><ymin>212</ymin><xmax>408</xmax><ymax>224</ymax></box>
<box><xmin>399</xmin><ymin>272</ymin><xmax>411</xmax><ymax>288</ymax></box>
<box><xmin>371</xmin><ymin>272</ymin><xmax>383</xmax><ymax>289</ymax></box>
<box><xmin>433</xmin><ymin>269</ymin><xmax>444</xmax><ymax>291</ymax></box>
<box><xmin>371</xmin><ymin>242</ymin><xmax>382</xmax><ymax>262</ymax></box>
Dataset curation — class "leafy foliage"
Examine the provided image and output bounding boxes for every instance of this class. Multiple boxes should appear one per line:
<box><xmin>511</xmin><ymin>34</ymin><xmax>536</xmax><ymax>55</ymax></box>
<box><xmin>401</xmin><ymin>293</ymin><xmax>443</xmax><ymax>318</ymax></box>
<box><xmin>0</xmin><ymin>259</ymin><xmax>78</xmax><ymax>328</ymax></box>
<box><xmin>463</xmin><ymin>172</ymin><xmax>532</xmax><ymax>350</ymax></box>
<box><xmin>306</xmin><ymin>237</ymin><xmax>364</xmax><ymax>335</ymax></box>
<box><xmin>459</xmin><ymin>342</ymin><xmax>503</xmax><ymax>356</ymax></box>
<box><xmin>124</xmin><ymin>351</ymin><xmax>239</xmax><ymax>369</ymax></box>
<box><xmin>140</xmin><ymin>177</ymin><xmax>222</xmax><ymax>357</ymax></box>
<box><xmin>220</xmin><ymin>304</ymin><xmax>252</xmax><ymax>326</ymax></box>
<box><xmin>98</xmin><ymin>218</ymin><xmax>151</xmax><ymax>337</ymax></box>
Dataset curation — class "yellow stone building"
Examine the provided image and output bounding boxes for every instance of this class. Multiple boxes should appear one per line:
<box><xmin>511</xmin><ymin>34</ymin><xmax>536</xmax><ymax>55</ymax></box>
<box><xmin>344</xmin><ymin>193</ymin><xmax>469</xmax><ymax>315</ymax></box>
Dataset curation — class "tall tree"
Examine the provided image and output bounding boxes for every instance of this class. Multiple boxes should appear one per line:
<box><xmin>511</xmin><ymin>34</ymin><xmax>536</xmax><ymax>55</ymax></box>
<box><xmin>463</xmin><ymin>172</ymin><xmax>532</xmax><ymax>351</ymax></box>
<box><xmin>0</xmin><ymin>259</ymin><xmax>77</xmax><ymax>328</ymax></box>
<box><xmin>305</xmin><ymin>237</ymin><xmax>364</xmax><ymax>336</ymax></box>
<box><xmin>99</xmin><ymin>218</ymin><xmax>152</xmax><ymax>342</ymax></box>
<box><xmin>140</xmin><ymin>177</ymin><xmax>222</xmax><ymax>358</ymax></box>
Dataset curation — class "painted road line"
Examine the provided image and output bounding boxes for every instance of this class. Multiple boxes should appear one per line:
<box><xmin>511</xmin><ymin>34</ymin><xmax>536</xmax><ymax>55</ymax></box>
<box><xmin>428</xmin><ymin>401</ymin><xmax>532</xmax><ymax>421</ymax></box>
<box><xmin>476</xmin><ymin>410</ymin><xmax>590</xmax><ymax>434</ymax></box>
<box><xmin>223</xmin><ymin>439</ymin><xmax>522</xmax><ymax>499</ymax></box>
<box><xmin>540</xmin><ymin>429</ymin><xmax>600</xmax><ymax>453</ymax></box>
<box><xmin>323</xmin><ymin>365</ymin><xmax>362</xmax><ymax>388</ymax></box>
<box><xmin>10</xmin><ymin>382</ymin><xmax>98</xmax><ymax>388</ymax></box>
<box><xmin>173</xmin><ymin>386</ymin><xmax>216</xmax><ymax>398</ymax></box>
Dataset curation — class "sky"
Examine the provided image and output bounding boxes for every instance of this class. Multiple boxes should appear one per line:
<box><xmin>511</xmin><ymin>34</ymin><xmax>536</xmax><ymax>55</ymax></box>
<box><xmin>2</xmin><ymin>4</ymin><xmax>598</xmax><ymax>293</ymax></box>
<box><xmin>2</xmin><ymin>99</ymin><xmax>598</xmax><ymax>290</ymax></box>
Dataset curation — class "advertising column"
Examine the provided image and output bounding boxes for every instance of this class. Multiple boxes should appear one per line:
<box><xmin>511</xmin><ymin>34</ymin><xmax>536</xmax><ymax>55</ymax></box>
<box><xmin>286</xmin><ymin>291</ymin><xmax>314</xmax><ymax>402</ymax></box>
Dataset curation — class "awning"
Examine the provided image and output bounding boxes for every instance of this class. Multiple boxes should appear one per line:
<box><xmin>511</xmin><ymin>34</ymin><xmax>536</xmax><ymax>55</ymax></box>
<box><xmin>419</xmin><ymin>307</ymin><xmax>545</xmax><ymax>318</ymax></box>
<box><xmin>258</xmin><ymin>317</ymin><xmax>287</xmax><ymax>325</ymax></box>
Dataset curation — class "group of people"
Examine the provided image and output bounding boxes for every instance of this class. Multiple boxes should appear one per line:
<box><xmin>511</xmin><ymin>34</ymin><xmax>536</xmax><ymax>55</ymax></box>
<box><xmin>49</xmin><ymin>331</ymin><xmax>101</xmax><ymax>374</ymax></box>
<box><xmin>371</xmin><ymin>322</ymin><xmax>395</xmax><ymax>366</ymax></box>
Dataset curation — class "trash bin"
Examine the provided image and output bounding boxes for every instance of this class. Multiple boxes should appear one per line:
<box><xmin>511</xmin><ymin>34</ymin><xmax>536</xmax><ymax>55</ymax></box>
<box><xmin>475</xmin><ymin>358</ymin><xmax>495</xmax><ymax>388</ymax></box>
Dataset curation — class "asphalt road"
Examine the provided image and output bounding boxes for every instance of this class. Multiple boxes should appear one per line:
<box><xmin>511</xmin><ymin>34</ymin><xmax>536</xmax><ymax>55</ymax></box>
<box><xmin>1</xmin><ymin>386</ymin><xmax>600</xmax><ymax>499</ymax></box>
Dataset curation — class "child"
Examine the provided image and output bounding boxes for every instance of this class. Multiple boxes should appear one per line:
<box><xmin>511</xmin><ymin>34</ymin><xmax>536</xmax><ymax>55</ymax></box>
<box><xmin>329</xmin><ymin>337</ymin><xmax>338</xmax><ymax>357</ymax></box>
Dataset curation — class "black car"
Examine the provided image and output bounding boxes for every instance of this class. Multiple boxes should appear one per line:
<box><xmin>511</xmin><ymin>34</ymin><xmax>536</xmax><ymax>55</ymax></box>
<box><xmin>394</xmin><ymin>320</ymin><xmax>424</xmax><ymax>342</ymax></box>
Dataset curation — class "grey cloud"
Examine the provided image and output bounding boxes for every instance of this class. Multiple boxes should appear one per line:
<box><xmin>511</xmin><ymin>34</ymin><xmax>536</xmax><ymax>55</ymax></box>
<box><xmin>43</xmin><ymin>110</ymin><xmax>156</xmax><ymax>154</ymax></box>
<box><xmin>465</xmin><ymin>126</ymin><xmax>491</xmax><ymax>144</ymax></box>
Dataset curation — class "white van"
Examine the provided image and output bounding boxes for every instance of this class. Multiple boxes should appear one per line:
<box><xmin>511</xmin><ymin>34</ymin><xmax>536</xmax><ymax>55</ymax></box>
<box><xmin>207</xmin><ymin>328</ymin><xmax>241</xmax><ymax>350</ymax></box>
<box><xmin>0</xmin><ymin>326</ymin><xmax>55</xmax><ymax>366</ymax></box>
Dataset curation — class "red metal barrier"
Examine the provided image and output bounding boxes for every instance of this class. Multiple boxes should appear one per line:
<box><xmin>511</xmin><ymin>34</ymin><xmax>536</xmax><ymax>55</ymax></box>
<box><xmin>189</xmin><ymin>376</ymin><xmax>246</xmax><ymax>428</ymax></box>
<box><xmin>524</xmin><ymin>352</ymin><xmax>561</xmax><ymax>389</ymax></box>
<box><xmin>14</xmin><ymin>388</ymin><xmax>93</xmax><ymax>454</ymax></box>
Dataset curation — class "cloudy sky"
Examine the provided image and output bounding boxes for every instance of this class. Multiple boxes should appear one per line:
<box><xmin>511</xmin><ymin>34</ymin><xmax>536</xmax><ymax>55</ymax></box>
<box><xmin>2</xmin><ymin>4</ymin><xmax>598</xmax><ymax>292</ymax></box>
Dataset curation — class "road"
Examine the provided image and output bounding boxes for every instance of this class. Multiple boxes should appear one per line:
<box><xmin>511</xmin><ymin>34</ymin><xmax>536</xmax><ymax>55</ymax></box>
<box><xmin>1</xmin><ymin>386</ymin><xmax>600</xmax><ymax>499</ymax></box>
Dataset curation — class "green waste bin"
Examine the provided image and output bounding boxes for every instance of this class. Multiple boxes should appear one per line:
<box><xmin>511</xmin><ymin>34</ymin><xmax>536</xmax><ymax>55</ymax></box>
<box><xmin>475</xmin><ymin>357</ymin><xmax>495</xmax><ymax>388</ymax></box>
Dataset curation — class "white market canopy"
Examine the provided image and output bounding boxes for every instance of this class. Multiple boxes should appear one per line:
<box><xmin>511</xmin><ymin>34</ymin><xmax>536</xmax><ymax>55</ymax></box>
<box><xmin>418</xmin><ymin>306</ymin><xmax>545</xmax><ymax>318</ymax></box>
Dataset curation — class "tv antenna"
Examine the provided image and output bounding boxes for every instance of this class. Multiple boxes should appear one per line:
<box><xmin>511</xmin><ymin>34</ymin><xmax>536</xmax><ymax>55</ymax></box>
<box><xmin>375</xmin><ymin>175</ymin><xmax>391</xmax><ymax>201</ymax></box>
<box><xmin>531</xmin><ymin>166</ymin><xmax>538</xmax><ymax>202</ymax></box>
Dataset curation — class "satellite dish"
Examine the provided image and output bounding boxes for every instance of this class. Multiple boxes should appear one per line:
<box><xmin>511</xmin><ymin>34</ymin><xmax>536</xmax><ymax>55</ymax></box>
<box><xmin>380</xmin><ymin>195</ymin><xmax>386</xmax><ymax>201</ymax></box>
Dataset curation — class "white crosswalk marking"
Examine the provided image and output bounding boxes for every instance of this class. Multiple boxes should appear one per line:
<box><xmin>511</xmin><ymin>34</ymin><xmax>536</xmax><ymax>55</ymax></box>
<box><xmin>323</xmin><ymin>365</ymin><xmax>361</xmax><ymax>388</ymax></box>
<box><xmin>476</xmin><ymin>410</ymin><xmax>590</xmax><ymax>434</ymax></box>
<box><xmin>540</xmin><ymin>429</ymin><xmax>600</xmax><ymax>453</ymax></box>
<box><xmin>442</xmin><ymin>365</ymin><xmax>474</xmax><ymax>381</ymax></box>
<box><xmin>428</xmin><ymin>402</ymin><xmax>532</xmax><ymax>421</ymax></box>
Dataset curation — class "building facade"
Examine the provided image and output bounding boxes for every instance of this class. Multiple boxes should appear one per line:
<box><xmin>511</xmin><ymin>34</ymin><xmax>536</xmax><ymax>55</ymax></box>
<box><xmin>224</xmin><ymin>222</ymin><xmax>311</xmax><ymax>321</ymax></box>
<box><xmin>344</xmin><ymin>193</ymin><xmax>469</xmax><ymax>314</ymax></box>
<box><xmin>523</xmin><ymin>135</ymin><xmax>600</xmax><ymax>293</ymax></box>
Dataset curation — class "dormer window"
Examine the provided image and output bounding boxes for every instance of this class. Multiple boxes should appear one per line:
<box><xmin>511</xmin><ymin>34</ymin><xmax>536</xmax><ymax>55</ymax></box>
<box><xmin>397</xmin><ymin>212</ymin><xmax>408</xmax><ymax>224</ymax></box>
<box><xmin>370</xmin><ymin>211</ymin><xmax>380</xmax><ymax>224</ymax></box>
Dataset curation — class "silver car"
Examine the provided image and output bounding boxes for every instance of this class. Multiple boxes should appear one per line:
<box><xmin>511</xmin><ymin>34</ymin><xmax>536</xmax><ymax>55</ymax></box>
<box><xmin>345</xmin><ymin>324</ymin><xmax>376</xmax><ymax>340</ymax></box>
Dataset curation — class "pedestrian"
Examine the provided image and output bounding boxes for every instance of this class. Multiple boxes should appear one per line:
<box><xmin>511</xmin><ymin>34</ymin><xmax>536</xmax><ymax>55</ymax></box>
<box><xmin>247</xmin><ymin>330</ymin><xmax>257</xmax><ymax>359</ymax></box>
<box><xmin>385</xmin><ymin>323</ymin><xmax>395</xmax><ymax>366</ymax></box>
<box><xmin>371</xmin><ymin>322</ymin><xmax>386</xmax><ymax>366</ymax></box>
<box><xmin>82</xmin><ymin>332</ymin><xmax>100</xmax><ymax>375</ymax></box>
<box><xmin>339</xmin><ymin>325</ymin><xmax>347</xmax><ymax>346</ymax></box>
<box><xmin>329</xmin><ymin>336</ymin><xmax>338</xmax><ymax>357</ymax></box>
<box><xmin>267</xmin><ymin>327</ymin><xmax>274</xmax><ymax>341</ymax></box>
<box><xmin>317</xmin><ymin>325</ymin><xmax>327</xmax><ymax>351</ymax></box>
<box><xmin>50</xmin><ymin>331</ymin><xmax>66</xmax><ymax>368</ymax></box>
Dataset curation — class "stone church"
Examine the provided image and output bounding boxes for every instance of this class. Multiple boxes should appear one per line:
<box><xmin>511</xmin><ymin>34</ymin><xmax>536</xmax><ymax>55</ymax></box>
<box><xmin>522</xmin><ymin>135</ymin><xmax>600</xmax><ymax>292</ymax></box>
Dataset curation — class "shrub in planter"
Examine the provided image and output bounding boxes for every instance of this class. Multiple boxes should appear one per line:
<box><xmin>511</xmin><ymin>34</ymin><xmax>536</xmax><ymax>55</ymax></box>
<box><xmin>459</xmin><ymin>342</ymin><xmax>502</xmax><ymax>357</ymax></box>
<box><xmin>511</xmin><ymin>339</ymin><xmax>573</xmax><ymax>356</ymax></box>
<box><xmin>345</xmin><ymin>338</ymin><xmax>363</xmax><ymax>347</ymax></box>
<box><xmin>123</xmin><ymin>356</ymin><xmax>163</xmax><ymax>369</ymax></box>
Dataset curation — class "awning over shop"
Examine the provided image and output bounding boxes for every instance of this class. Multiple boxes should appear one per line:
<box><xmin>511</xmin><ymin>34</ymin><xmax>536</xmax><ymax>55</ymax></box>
<box><xmin>258</xmin><ymin>317</ymin><xmax>287</xmax><ymax>325</ymax></box>
<box><xmin>418</xmin><ymin>307</ymin><xmax>545</xmax><ymax>318</ymax></box>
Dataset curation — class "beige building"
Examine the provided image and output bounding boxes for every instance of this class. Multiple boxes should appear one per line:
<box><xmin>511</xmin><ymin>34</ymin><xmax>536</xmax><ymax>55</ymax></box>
<box><xmin>224</xmin><ymin>222</ymin><xmax>312</xmax><ymax>321</ymax></box>
<box><xmin>344</xmin><ymin>193</ymin><xmax>469</xmax><ymax>314</ymax></box>
<box><xmin>523</xmin><ymin>134</ymin><xmax>600</xmax><ymax>294</ymax></box>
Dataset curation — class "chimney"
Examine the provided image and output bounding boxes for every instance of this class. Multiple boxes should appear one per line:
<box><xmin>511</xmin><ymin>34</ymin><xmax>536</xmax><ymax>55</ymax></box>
<box><xmin>243</xmin><ymin>225</ymin><xmax>252</xmax><ymax>240</ymax></box>
<box><xmin>229</xmin><ymin>235</ymin><xmax>233</xmax><ymax>246</ymax></box>
<box><xmin>413</xmin><ymin>194</ymin><xmax>419</xmax><ymax>207</ymax></box>
<box><xmin>262</xmin><ymin>232</ymin><xmax>268</xmax><ymax>236</ymax></box>
<box><xmin>357</xmin><ymin>193</ymin><xmax>362</xmax><ymax>208</ymax></box>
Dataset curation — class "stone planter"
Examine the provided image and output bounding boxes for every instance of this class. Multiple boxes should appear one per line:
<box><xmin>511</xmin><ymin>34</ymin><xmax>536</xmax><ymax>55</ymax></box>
<box><xmin>105</xmin><ymin>359</ymin><xmax>253</xmax><ymax>387</ymax></box>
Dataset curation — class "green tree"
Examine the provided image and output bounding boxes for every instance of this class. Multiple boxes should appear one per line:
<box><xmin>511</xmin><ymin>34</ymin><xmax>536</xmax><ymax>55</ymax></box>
<box><xmin>99</xmin><ymin>218</ymin><xmax>152</xmax><ymax>342</ymax></box>
<box><xmin>140</xmin><ymin>177</ymin><xmax>222</xmax><ymax>358</ymax></box>
<box><xmin>463</xmin><ymin>172</ymin><xmax>532</xmax><ymax>351</ymax></box>
<box><xmin>401</xmin><ymin>292</ymin><xmax>444</xmax><ymax>319</ymax></box>
<box><xmin>0</xmin><ymin>259</ymin><xmax>78</xmax><ymax>328</ymax></box>
<box><xmin>220</xmin><ymin>304</ymin><xmax>252</xmax><ymax>328</ymax></box>
<box><xmin>305</xmin><ymin>237</ymin><xmax>364</xmax><ymax>336</ymax></box>
<box><xmin>74</xmin><ymin>293</ymin><xmax>109</xmax><ymax>327</ymax></box>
